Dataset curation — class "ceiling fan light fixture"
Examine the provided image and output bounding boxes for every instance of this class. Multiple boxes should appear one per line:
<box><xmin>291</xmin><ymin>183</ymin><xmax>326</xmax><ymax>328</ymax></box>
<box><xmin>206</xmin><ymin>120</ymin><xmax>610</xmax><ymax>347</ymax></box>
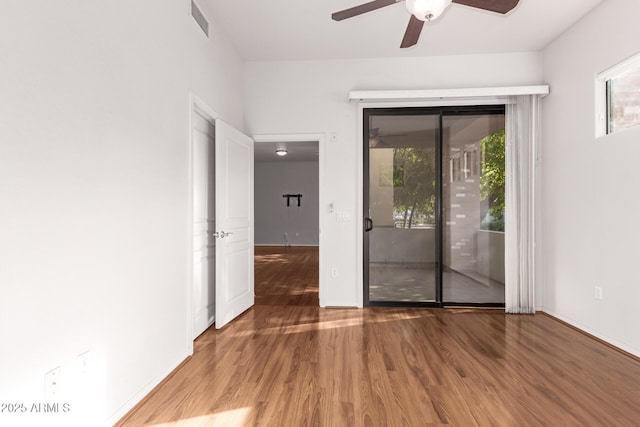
<box><xmin>406</xmin><ymin>0</ymin><xmax>452</xmax><ymax>21</ymax></box>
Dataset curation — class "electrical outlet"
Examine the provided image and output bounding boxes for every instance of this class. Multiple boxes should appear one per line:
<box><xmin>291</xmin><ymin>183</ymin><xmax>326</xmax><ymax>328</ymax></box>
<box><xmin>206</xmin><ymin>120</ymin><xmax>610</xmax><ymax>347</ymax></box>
<box><xmin>331</xmin><ymin>267</ymin><xmax>339</xmax><ymax>278</ymax></box>
<box><xmin>595</xmin><ymin>286</ymin><xmax>603</xmax><ymax>300</ymax></box>
<box><xmin>77</xmin><ymin>351</ymin><xmax>90</xmax><ymax>376</ymax></box>
<box><xmin>45</xmin><ymin>366</ymin><xmax>61</xmax><ymax>401</ymax></box>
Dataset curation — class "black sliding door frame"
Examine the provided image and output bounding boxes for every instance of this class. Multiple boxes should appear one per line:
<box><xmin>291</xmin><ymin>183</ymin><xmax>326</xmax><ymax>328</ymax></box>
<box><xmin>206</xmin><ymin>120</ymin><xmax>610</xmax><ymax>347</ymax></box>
<box><xmin>363</xmin><ymin>105</ymin><xmax>506</xmax><ymax>308</ymax></box>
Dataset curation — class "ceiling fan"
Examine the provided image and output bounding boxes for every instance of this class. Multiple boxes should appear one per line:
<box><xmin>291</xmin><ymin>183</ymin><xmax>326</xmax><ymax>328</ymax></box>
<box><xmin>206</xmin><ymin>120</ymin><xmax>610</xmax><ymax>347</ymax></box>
<box><xmin>332</xmin><ymin>0</ymin><xmax>520</xmax><ymax>48</ymax></box>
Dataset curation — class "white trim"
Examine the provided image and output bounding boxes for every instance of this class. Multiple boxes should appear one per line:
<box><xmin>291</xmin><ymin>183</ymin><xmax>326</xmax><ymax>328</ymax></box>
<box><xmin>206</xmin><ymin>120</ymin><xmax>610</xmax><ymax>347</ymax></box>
<box><xmin>349</xmin><ymin>85</ymin><xmax>549</xmax><ymax>102</ymax></box>
<box><xmin>108</xmin><ymin>354</ymin><xmax>190</xmax><ymax>426</ymax></box>
<box><xmin>542</xmin><ymin>308</ymin><xmax>640</xmax><ymax>359</ymax></box>
<box><xmin>358</xmin><ymin>98</ymin><xmax>511</xmax><ymax>110</ymax></box>
<box><xmin>598</xmin><ymin>51</ymin><xmax>640</xmax><ymax>81</ymax></box>
<box><xmin>187</xmin><ymin>92</ymin><xmax>219</xmax><ymax>355</ymax></box>
<box><xmin>253</xmin><ymin>133</ymin><xmax>327</xmax><ymax>307</ymax></box>
<box><xmin>255</xmin><ymin>244</ymin><xmax>320</xmax><ymax>247</ymax></box>
<box><xmin>595</xmin><ymin>76</ymin><xmax>607</xmax><ymax>138</ymax></box>
<box><xmin>356</xmin><ymin>108</ymin><xmax>364</xmax><ymax>308</ymax></box>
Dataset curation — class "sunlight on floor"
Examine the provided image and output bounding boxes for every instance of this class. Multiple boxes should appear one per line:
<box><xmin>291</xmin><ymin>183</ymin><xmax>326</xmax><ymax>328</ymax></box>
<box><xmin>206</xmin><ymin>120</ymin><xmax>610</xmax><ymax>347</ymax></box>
<box><xmin>254</xmin><ymin>253</ymin><xmax>290</xmax><ymax>264</ymax></box>
<box><xmin>232</xmin><ymin>311</ymin><xmax>426</xmax><ymax>337</ymax></box>
<box><xmin>149</xmin><ymin>407</ymin><xmax>253</xmax><ymax>427</ymax></box>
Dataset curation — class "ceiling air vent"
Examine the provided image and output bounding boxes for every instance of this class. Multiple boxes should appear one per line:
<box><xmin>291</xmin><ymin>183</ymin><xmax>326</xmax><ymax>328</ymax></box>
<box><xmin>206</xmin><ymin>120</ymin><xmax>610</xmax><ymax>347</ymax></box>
<box><xmin>191</xmin><ymin>0</ymin><xmax>209</xmax><ymax>37</ymax></box>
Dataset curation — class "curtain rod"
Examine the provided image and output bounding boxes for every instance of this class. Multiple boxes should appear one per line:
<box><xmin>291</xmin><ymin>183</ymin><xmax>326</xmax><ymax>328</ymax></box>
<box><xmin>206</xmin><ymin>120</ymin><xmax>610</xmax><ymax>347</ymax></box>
<box><xmin>348</xmin><ymin>85</ymin><xmax>549</xmax><ymax>102</ymax></box>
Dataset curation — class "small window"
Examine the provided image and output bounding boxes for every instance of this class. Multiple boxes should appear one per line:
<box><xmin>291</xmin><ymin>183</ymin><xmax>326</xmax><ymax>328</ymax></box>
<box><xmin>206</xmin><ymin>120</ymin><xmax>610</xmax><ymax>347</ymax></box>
<box><xmin>596</xmin><ymin>52</ymin><xmax>640</xmax><ymax>137</ymax></box>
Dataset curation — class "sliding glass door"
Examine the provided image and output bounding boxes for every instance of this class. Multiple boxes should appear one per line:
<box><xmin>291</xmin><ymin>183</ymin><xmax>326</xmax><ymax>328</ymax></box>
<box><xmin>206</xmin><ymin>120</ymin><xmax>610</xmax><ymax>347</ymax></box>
<box><xmin>442</xmin><ymin>113</ymin><xmax>506</xmax><ymax>304</ymax></box>
<box><xmin>364</xmin><ymin>107</ymin><xmax>505</xmax><ymax>307</ymax></box>
<box><xmin>364</xmin><ymin>112</ymin><xmax>440</xmax><ymax>304</ymax></box>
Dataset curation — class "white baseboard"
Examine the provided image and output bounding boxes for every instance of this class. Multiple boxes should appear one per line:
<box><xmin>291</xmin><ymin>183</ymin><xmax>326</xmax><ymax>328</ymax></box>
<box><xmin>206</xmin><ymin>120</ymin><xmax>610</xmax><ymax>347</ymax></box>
<box><xmin>542</xmin><ymin>308</ymin><xmax>640</xmax><ymax>358</ymax></box>
<box><xmin>255</xmin><ymin>244</ymin><xmax>319</xmax><ymax>247</ymax></box>
<box><xmin>106</xmin><ymin>352</ymin><xmax>190</xmax><ymax>426</ymax></box>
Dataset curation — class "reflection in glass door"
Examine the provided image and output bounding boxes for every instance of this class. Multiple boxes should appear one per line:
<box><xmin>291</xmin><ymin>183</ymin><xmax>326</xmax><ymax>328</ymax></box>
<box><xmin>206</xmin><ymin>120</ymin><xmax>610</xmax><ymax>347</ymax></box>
<box><xmin>364</xmin><ymin>112</ymin><xmax>440</xmax><ymax>304</ymax></box>
<box><xmin>364</xmin><ymin>107</ymin><xmax>506</xmax><ymax>306</ymax></box>
<box><xmin>442</xmin><ymin>113</ymin><xmax>505</xmax><ymax>304</ymax></box>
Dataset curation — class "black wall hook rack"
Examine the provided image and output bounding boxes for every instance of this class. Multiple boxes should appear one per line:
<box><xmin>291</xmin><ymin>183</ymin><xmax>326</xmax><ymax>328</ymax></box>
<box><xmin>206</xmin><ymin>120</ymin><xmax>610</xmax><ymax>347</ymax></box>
<box><xmin>283</xmin><ymin>194</ymin><xmax>302</xmax><ymax>207</ymax></box>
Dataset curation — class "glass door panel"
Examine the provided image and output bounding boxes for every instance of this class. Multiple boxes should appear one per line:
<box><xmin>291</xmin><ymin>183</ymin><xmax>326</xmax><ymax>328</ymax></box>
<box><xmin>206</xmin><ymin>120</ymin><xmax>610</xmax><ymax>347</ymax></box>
<box><xmin>442</xmin><ymin>114</ymin><xmax>505</xmax><ymax>304</ymax></box>
<box><xmin>365</xmin><ymin>113</ymin><xmax>439</xmax><ymax>303</ymax></box>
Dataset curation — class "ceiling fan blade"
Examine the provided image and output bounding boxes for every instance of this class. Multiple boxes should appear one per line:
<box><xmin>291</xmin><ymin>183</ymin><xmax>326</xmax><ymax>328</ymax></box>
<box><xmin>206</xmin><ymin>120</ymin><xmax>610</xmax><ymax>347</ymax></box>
<box><xmin>452</xmin><ymin>0</ymin><xmax>519</xmax><ymax>14</ymax></box>
<box><xmin>332</xmin><ymin>0</ymin><xmax>398</xmax><ymax>21</ymax></box>
<box><xmin>400</xmin><ymin>15</ymin><xmax>425</xmax><ymax>48</ymax></box>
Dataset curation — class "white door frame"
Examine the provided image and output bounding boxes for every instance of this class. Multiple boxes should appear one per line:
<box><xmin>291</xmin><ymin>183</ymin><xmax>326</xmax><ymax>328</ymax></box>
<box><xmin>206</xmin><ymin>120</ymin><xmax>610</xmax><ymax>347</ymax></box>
<box><xmin>252</xmin><ymin>133</ymin><xmax>327</xmax><ymax>307</ymax></box>
<box><xmin>187</xmin><ymin>93</ymin><xmax>219</xmax><ymax>355</ymax></box>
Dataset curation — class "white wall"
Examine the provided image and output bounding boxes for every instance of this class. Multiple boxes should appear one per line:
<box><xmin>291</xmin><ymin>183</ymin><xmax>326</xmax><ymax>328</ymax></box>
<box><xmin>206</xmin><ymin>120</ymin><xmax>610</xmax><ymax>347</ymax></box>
<box><xmin>244</xmin><ymin>53</ymin><xmax>544</xmax><ymax>307</ymax></box>
<box><xmin>0</xmin><ymin>1</ymin><xmax>244</xmax><ymax>425</ymax></box>
<box><xmin>255</xmin><ymin>161</ymin><xmax>319</xmax><ymax>246</ymax></box>
<box><xmin>541</xmin><ymin>0</ymin><xmax>640</xmax><ymax>357</ymax></box>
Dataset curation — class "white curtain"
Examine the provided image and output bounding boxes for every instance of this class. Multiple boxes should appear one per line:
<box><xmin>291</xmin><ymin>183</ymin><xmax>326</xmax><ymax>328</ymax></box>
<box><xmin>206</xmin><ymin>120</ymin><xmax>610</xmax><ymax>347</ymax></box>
<box><xmin>505</xmin><ymin>95</ymin><xmax>541</xmax><ymax>314</ymax></box>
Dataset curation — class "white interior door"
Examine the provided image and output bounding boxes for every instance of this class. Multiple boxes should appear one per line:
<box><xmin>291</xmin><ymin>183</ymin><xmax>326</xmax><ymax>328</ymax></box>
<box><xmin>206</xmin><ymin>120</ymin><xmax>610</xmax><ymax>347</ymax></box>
<box><xmin>192</xmin><ymin>112</ymin><xmax>216</xmax><ymax>339</ymax></box>
<box><xmin>215</xmin><ymin>119</ymin><xmax>254</xmax><ymax>329</ymax></box>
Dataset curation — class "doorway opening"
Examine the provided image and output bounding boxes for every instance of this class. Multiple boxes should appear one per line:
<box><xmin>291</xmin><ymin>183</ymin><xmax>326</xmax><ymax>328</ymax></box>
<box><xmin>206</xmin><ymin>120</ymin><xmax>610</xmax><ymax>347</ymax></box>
<box><xmin>189</xmin><ymin>96</ymin><xmax>255</xmax><ymax>347</ymax></box>
<box><xmin>253</xmin><ymin>136</ymin><xmax>322</xmax><ymax>307</ymax></box>
<box><xmin>364</xmin><ymin>106</ymin><xmax>506</xmax><ymax>307</ymax></box>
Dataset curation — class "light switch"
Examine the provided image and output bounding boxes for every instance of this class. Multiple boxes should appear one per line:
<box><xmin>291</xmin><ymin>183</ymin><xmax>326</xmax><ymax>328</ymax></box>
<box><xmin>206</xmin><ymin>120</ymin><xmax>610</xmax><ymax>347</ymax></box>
<box><xmin>336</xmin><ymin>211</ymin><xmax>351</xmax><ymax>222</ymax></box>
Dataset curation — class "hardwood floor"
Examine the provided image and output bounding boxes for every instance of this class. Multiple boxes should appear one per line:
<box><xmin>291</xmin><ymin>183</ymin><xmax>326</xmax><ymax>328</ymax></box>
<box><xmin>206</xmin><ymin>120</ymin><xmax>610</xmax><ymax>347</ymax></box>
<box><xmin>117</xmin><ymin>246</ymin><xmax>640</xmax><ymax>426</ymax></box>
<box><xmin>254</xmin><ymin>246</ymin><xmax>319</xmax><ymax>307</ymax></box>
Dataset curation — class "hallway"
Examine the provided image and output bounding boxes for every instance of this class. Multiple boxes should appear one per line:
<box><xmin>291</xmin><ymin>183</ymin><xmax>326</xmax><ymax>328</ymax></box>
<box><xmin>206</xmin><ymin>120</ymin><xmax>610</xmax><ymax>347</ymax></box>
<box><xmin>254</xmin><ymin>246</ymin><xmax>319</xmax><ymax>307</ymax></box>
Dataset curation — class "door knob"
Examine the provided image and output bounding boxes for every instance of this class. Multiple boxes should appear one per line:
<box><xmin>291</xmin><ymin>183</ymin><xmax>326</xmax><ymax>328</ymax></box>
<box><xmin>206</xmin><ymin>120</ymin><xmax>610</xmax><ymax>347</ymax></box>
<box><xmin>212</xmin><ymin>231</ymin><xmax>234</xmax><ymax>239</ymax></box>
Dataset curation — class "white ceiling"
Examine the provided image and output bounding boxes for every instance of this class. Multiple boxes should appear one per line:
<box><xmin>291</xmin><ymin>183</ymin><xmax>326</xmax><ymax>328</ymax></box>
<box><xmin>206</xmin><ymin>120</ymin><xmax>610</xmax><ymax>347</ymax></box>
<box><xmin>255</xmin><ymin>141</ymin><xmax>319</xmax><ymax>163</ymax></box>
<box><xmin>204</xmin><ymin>0</ymin><xmax>603</xmax><ymax>61</ymax></box>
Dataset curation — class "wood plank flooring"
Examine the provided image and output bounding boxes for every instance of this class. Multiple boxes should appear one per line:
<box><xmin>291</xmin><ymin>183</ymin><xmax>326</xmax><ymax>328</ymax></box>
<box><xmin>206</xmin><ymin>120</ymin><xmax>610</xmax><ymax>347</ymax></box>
<box><xmin>254</xmin><ymin>246</ymin><xmax>319</xmax><ymax>307</ymax></box>
<box><xmin>117</xmin><ymin>246</ymin><xmax>640</xmax><ymax>426</ymax></box>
